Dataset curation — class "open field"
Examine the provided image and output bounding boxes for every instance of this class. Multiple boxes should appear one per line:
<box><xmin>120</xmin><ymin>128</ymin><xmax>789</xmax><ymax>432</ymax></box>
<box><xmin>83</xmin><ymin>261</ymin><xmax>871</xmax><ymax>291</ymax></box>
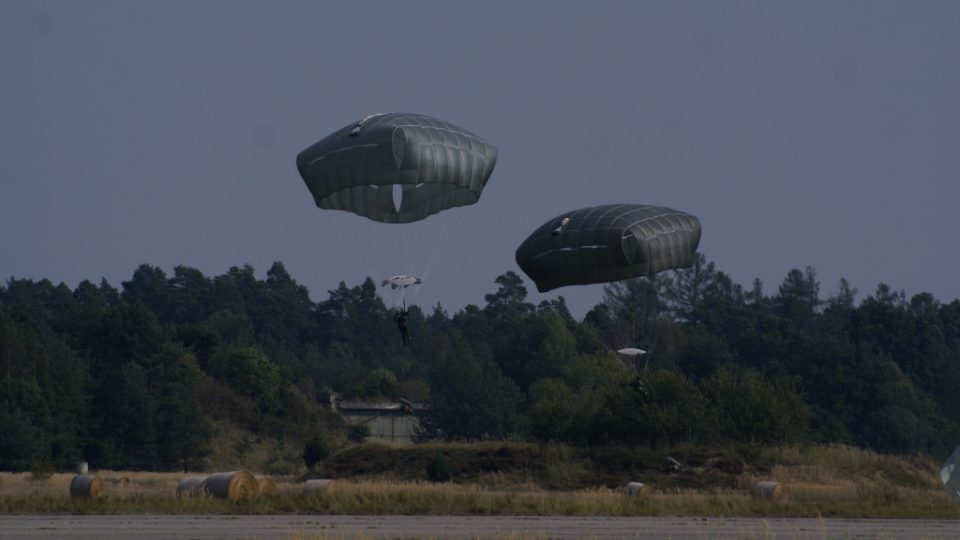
<box><xmin>1</xmin><ymin>471</ymin><xmax>959</xmax><ymax>519</ymax></box>
<box><xmin>1</xmin><ymin>444</ymin><xmax>958</xmax><ymax>519</ymax></box>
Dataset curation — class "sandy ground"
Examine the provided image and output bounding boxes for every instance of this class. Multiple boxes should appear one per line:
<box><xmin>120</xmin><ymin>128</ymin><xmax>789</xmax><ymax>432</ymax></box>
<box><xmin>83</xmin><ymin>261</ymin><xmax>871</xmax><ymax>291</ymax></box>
<box><xmin>1</xmin><ymin>514</ymin><xmax>959</xmax><ymax>539</ymax></box>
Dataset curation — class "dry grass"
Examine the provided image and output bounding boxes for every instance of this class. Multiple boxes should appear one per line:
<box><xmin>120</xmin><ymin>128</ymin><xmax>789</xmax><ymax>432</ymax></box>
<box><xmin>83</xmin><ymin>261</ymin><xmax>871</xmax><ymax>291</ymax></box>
<box><xmin>1</xmin><ymin>445</ymin><xmax>958</xmax><ymax>518</ymax></box>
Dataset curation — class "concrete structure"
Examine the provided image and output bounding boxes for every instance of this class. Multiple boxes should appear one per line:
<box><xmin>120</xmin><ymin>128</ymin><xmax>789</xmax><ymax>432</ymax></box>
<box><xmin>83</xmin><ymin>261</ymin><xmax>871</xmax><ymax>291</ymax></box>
<box><xmin>327</xmin><ymin>396</ymin><xmax>427</xmax><ymax>443</ymax></box>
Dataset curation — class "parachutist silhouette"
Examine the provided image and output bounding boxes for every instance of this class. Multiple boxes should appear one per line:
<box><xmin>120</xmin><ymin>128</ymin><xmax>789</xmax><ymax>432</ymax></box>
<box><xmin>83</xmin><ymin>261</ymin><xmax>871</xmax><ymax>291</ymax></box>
<box><xmin>631</xmin><ymin>375</ymin><xmax>647</xmax><ymax>395</ymax></box>
<box><xmin>394</xmin><ymin>307</ymin><xmax>410</xmax><ymax>346</ymax></box>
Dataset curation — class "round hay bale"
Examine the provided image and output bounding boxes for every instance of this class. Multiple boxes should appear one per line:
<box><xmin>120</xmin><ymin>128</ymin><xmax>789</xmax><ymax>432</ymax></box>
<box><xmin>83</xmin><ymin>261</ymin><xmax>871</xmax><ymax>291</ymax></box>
<box><xmin>752</xmin><ymin>481</ymin><xmax>788</xmax><ymax>502</ymax></box>
<box><xmin>303</xmin><ymin>479</ymin><xmax>333</xmax><ymax>495</ymax></box>
<box><xmin>176</xmin><ymin>476</ymin><xmax>208</xmax><ymax>497</ymax></box>
<box><xmin>625</xmin><ymin>481</ymin><xmax>652</xmax><ymax>498</ymax></box>
<box><xmin>76</xmin><ymin>462</ymin><xmax>89</xmax><ymax>474</ymax></box>
<box><xmin>203</xmin><ymin>470</ymin><xmax>259</xmax><ymax>502</ymax></box>
<box><xmin>256</xmin><ymin>475</ymin><xmax>276</xmax><ymax>496</ymax></box>
<box><xmin>70</xmin><ymin>474</ymin><xmax>104</xmax><ymax>498</ymax></box>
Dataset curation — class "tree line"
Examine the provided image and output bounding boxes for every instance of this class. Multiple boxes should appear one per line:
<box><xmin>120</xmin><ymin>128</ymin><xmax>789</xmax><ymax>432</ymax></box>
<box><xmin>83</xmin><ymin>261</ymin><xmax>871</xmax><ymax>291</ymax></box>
<box><xmin>1</xmin><ymin>256</ymin><xmax>958</xmax><ymax>472</ymax></box>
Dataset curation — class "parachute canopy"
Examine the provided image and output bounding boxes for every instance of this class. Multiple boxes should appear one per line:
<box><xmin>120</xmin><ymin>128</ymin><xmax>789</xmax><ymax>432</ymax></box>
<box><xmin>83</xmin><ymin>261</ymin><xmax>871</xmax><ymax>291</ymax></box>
<box><xmin>296</xmin><ymin>113</ymin><xmax>498</xmax><ymax>224</ymax></box>
<box><xmin>515</xmin><ymin>204</ymin><xmax>701</xmax><ymax>293</ymax></box>
<box><xmin>381</xmin><ymin>275</ymin><xmax>422</xmax><ymax>289</ymax></box>
<box><xmin>943</xmin><ymin>445</ymin><xmax>960</xmax><ymax>503</ymax></box>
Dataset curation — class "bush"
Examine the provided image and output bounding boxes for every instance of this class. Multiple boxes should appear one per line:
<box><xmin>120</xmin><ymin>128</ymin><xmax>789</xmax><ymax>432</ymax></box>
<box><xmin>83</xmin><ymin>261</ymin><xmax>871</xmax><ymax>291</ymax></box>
<box><xmin>303</xmin><ymin>436</ymin><xmax>330</xmax><ymax>470</ymax></box>
<box><xmin>426</xmin><ymin>456</ymin><xmax>455</xmax><ymax>482</ymax></box>
<box><xmin>29</xmin><ymin>461</ymin><xmax>54</xmax><ymax>482</ymax></box>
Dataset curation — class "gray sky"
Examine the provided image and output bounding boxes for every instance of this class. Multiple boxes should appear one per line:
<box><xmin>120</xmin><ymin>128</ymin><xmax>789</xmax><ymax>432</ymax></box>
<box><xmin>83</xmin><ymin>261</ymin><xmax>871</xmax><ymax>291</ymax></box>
<box><xmin>2</xmin><ymin>1</ymin><xmax>958</xmax><ymax>318</ymax></box>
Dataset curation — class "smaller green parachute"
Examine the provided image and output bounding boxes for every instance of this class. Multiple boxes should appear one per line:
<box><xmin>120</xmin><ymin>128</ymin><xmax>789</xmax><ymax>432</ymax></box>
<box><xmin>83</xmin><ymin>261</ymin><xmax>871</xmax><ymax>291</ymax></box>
<box><xmin>515</xmin><ymin>204</ymin><xmax>701</xmax><ymax>292</ymax></box>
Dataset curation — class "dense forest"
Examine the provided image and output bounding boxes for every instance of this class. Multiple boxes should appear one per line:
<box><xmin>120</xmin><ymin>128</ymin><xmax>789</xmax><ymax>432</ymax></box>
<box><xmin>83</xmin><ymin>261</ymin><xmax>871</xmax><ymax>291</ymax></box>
<box><xmin>2</xmin><ymin>255</ymin><xmax>959</xmax><ymax>472</ymax></box>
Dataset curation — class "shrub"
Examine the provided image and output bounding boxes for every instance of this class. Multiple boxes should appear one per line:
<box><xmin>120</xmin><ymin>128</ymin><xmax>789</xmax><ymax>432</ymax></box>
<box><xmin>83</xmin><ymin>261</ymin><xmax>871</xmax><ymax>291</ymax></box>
<box><xmin>303</xmin><ymin>436</ymin><xmax>330</xmax><ymax>470</ymax></box>
<box><xmin>426</xmin><ymin>456</ymin><xmax>455</xmax><ymax>482</ymax></box>
<box><xmin>28</xmin><ymin>460</ymin><xmax>55</xmax><ymax>482</ymax></box>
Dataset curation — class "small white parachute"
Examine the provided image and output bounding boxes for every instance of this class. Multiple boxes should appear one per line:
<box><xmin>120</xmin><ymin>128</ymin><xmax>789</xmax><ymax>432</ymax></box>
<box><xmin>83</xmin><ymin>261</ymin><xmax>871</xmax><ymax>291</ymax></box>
<box><xmin>381</xmin><ymin>275</ymin><xmax>423</xmax><ymax>289</ymax></box>
<box><xmin>617</xmin><ymin>348</ymin><xmax>649</xmax><ymax>373</ymax></box>
<box><xmin>942</xmin><ymin>445</ymin><xmax>960</xmax><ymax>503</ymax></box>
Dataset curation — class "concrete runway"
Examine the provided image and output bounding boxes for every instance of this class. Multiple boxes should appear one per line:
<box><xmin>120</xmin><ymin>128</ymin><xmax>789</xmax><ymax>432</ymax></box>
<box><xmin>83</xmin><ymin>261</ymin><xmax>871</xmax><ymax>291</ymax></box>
<box><xmin>2</xmin><ymin>514</ymin><xmax>960</xmax><ymax>539</ymax></box>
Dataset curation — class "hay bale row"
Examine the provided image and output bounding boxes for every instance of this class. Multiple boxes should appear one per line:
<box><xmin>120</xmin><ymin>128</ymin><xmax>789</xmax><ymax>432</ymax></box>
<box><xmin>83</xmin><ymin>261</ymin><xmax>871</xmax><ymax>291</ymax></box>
<box><xmin>752</xmin><ymin>480</ymin><xmax>788</xmax><ymax>502</ymax></box>
<box><xmin>625</xmin><ymin>481</ymin><xmax>652</xmax><ymax>498</ymax></box>
<box><xmin>303</xmin><ymin>479</ymin><xmax>333</xmax><ymax>494</ymax></box>
<box><xmin>70</xmin><ymin>474</ymin><xmax>104</xmax><ymax>498</ymax></box>
<box><xmin>256</xmin><ymin>475</ymin><xmax>276</xmax><ymax>496</ymax></box>
<box><xmin>176</xmin><ymin>476</ymin><xmax>208</xmax><ymax>497</ymax></box>
<box><xmin>203</xmin><ymin>470</ymin><xmax>259</xmax><ymax>502</ymax></box>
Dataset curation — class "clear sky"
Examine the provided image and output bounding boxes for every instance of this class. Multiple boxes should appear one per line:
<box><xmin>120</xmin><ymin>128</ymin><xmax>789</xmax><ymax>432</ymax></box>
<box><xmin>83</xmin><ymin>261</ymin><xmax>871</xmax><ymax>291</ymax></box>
<box><xmin>2</xmin><ymin>1</ymin><xmax>958</xmax><ymax>318</ymax></box>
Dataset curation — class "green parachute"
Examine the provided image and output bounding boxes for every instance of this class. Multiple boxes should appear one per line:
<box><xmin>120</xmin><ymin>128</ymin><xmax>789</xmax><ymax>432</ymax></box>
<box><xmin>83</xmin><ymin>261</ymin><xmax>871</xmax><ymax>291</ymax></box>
<box><xmin>515</xmin><ymin>204</ymin><xmax>702</xmax><ymax>292</ymax></box>
<box><xmin>296</xmin><ymin>113</ymin><xmax>498</xmax><ymax>224</ymax></box>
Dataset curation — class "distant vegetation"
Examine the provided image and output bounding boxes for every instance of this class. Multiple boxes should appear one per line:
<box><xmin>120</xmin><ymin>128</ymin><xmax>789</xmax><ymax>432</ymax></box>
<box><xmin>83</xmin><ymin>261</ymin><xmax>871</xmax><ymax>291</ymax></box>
<box><xmin>1</xmin><ymin>255</ymin><xmax>959</xmax><ymax>473</ymax></box>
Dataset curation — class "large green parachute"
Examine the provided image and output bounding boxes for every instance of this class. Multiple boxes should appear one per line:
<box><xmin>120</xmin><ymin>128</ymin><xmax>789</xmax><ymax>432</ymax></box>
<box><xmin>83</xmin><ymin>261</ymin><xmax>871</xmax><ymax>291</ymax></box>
<box><xmin>296</xmin><ymin>113</ymin><xmax>498</xmax><ymax>223</ymax></box>
<box><xmin>515</xmin><ymin>204</ymin><xmax>702</xmax><ymax>292</ymax></box>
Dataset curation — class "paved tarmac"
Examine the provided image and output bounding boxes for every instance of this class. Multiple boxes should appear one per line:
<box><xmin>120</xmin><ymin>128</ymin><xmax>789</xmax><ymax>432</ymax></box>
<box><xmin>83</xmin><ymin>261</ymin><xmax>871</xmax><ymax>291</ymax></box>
<box><xmin>1</xmin><ymin>514</ymin><xmax>959</xmax><ymax>539</ymax></box>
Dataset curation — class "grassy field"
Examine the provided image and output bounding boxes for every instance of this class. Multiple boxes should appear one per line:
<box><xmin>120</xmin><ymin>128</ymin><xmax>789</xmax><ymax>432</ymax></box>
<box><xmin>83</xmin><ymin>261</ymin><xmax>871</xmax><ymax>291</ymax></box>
<box><xmin>1</xmin><ymin>444</ymin><xmax>958</xmax><ymax>518</ymax></box>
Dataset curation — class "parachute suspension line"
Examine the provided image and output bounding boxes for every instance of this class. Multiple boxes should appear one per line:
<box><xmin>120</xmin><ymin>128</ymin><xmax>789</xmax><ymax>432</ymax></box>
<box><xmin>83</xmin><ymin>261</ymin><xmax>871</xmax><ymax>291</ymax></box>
<box><xmin>387</xmin><ymin>219</ymin><xmax>446</xmax><ymax>307</ymax></box>
<box><xmin>632</xmin><ymin>282</ymin><xmax>645</xmax><ymax>359</ymax></box>
<box><xmin>370</xmin><ymin>222</ymin><xmax>410</xmax><ymax>310</ymax></box>
<box><xmin>398</xmin><ymin>226</ymin><xmax>428</xmax><ymax>305</ymax></box>
<box><xmin>418</xmin><ymin>220</ymin><xmax>449</xmax><ymax>283</ymax></box>
<box><xmin>371</xmin><ymin>224</ymin><xmax>394</xmax><ymax>274</ymax></box>
<box><xmin>415</xmin><ymin>204</ymin><xmax>475</xmax><ymax>298</ymax></box>
<box><xmin>393</xmin><ymin>217</ymin><xmax>424</xmax><ymax>307</ymax></box>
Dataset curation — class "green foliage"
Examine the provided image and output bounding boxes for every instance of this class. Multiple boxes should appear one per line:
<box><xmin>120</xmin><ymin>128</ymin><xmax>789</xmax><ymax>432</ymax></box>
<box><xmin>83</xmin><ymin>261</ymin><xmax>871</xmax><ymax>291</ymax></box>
<box><xmin>362</xmin><ymin>368</ymin><xmax>399</xmax><ymax>398</ymax></box>
<box><xmin>702</xmin><ymin>368</ymin><xmax>808</xmax><ymax>444</ymax></box>
<box><xmin>421</xmin><ymin>336</ymin><xmax>523</xmax><ymax>440</ymax></box>
<box><xmin>528</xmin><ymin>378</ymin><xmax>578</xmax><ymax>441</ymax></box>
<box><xmin>0</xmin><ymin>378</ymin><xmax>53</xmax><ymax>471</ymax></box>
<box><xmin>606</xmin><ymin>370</ymin><xmax>718</xmax><ymax>446</ymax></box>
<box><xmin>426</xmin><ymin>456</ymin><xmax>455</xmax><ymax>482</ymax></box>
<box><xmin>303</xmin><ymin>436</ymin><xmax>330</xmax><ymax>470</ymax></box>
<box><xmin>2</xmin><ymin>257</ymin><xmax>959</xmax><ymax>470</ymax></box>
<box><xmin>28</xmin><ymin>461</ymin><xmax>54</xmax><ymax>481</ymax></box>
<box><xmin>223</xmin><ymin>347</ymin><xmax>281</xmax><ymax>399</ymax></box>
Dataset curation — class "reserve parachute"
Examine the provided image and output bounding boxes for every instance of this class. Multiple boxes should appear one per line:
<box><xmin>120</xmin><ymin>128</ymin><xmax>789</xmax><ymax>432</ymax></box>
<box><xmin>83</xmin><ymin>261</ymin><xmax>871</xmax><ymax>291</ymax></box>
<box><xmin>381</xmin><ymin>275</ymin><xmax>422</xmax><ymax>289</ymax></box>
<box><xmin>515</xmin><ymin>204</ymin><xmax>701</xmax><ymax>292</ymax></box>
<box><xmin>296</xmin><ymin>113</ymin><xmax>498</xmax><ymax>224</ymax></box>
